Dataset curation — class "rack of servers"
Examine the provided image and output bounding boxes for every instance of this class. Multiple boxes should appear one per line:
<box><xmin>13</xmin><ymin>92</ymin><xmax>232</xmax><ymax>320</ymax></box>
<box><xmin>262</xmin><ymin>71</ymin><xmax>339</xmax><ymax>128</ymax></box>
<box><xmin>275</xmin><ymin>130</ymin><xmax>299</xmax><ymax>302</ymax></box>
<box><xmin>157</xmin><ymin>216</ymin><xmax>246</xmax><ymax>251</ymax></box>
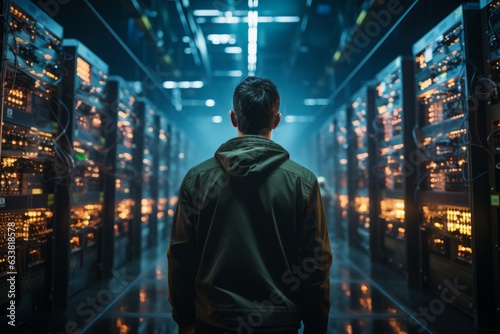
<box><xmin>413</xmin><ymin>4</ymin><xmax>494</xmax><ymax>323</ymax></box>
<box><xmin>348</xmin><ymin>86</ymin><xmax>377</xmax><ymax>254</ymax></box>
<box><xmin>373</xmin><ymin>56</ymin><xmax>419</xmax><ymax>285</ymax></box>
<box><xmin>53</xmin><ymin>38</ymin><xmax>109</xmax><ymax>303</ymax></box>
<box><xmin>0</xmin><ymin>0</ymin><xmax>63</xmax><ymax>325</ymax></box>
<box><xmin>133</xmin><ymin>98</ymin><xmax>159</xmax><ymax>253</ymax></box>
<box><xmin>483</xmin><ymin>0</ymin><xmax>500</xmax><ymax>330</ymax></box>
<box><xmin>156</xmin><ymin>115</ymin><xmax>171</xmax><ymax>244</ymax></box>
<box><xmin>332</xmin><ymin>106</ymin><xmax>350</xmax><ymax>240</ymax></box>
<box><xmin>316</xmin><ymin>119</ymin><xmax>335</xmax><ymax>228</ymax></box>
<box><xmin>103</xmin><ymin>76</ymin><xmax>140</xmax><ymax>273</ymax></box>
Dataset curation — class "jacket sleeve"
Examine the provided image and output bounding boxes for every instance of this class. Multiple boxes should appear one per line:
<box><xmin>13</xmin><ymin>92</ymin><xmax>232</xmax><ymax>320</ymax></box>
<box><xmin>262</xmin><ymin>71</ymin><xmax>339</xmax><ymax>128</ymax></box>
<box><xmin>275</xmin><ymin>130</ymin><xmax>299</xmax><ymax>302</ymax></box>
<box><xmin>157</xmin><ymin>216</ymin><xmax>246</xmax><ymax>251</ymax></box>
<box><xmin>298</xmin><ymin>179</ymin><xmax>332</xmax><ymax>334</ymax></box>
<box><xmin>167</xmin><ymin>177</ymin><xmax>197</xmax><ymax>328</ymax></box>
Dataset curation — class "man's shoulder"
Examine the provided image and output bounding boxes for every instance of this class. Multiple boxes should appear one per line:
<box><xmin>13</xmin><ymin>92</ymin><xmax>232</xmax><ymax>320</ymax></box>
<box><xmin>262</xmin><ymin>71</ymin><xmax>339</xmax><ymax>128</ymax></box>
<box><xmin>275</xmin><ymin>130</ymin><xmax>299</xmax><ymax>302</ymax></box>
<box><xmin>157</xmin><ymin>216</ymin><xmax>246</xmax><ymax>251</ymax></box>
<box><xmin>277</xmin><ymin>159</ymin><xmax>317</xmax><ymax>184</ymax></box>
<box><xmin>184</xmin><ymin>157</ymin><xmax>221</xmax><ymax>178</ymax></box>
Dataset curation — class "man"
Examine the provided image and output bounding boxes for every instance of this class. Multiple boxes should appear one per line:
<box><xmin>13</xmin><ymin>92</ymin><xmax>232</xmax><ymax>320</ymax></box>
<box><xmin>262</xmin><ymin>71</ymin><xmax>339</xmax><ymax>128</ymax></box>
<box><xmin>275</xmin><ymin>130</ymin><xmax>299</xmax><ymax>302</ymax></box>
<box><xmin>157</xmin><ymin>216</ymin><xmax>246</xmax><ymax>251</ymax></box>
<box><xmin>168</xmin><ymin>76</ymin><xmax>332</xmax><ymax>334</ymax></box>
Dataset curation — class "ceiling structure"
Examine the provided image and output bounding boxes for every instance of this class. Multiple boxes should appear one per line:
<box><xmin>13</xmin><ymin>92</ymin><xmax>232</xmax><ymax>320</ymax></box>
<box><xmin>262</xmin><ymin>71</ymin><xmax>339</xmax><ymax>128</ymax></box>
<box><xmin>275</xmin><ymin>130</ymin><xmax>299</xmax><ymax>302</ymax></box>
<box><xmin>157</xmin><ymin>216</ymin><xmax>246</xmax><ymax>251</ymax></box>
<box><xmin>42</xmin><ymin>0</ymin><xmax>461</xmax><ymax>160</ymax></box>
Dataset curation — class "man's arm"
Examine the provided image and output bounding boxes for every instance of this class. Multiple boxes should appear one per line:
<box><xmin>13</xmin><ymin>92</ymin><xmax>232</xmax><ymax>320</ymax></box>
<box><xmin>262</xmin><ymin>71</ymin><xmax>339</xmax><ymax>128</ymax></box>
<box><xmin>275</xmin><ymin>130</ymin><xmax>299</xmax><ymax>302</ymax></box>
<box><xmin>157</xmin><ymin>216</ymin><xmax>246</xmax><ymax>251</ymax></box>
<box><xmin>167</xmin><ymin>179</ymin><xmax>197</xmax><ymax>330</ymax></box>
<box><xmin>298</xmin><ymin>179</ymin><xmax>332</xmax><ymax>334</ymax></box>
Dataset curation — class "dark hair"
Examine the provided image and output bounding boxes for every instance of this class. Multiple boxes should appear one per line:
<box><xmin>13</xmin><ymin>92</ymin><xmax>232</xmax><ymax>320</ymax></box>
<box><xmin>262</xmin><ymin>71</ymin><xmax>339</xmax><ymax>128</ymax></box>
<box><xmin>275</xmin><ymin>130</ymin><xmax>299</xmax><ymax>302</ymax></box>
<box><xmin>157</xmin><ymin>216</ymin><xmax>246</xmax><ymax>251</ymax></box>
<box><xmin>232</xmin><ymin>76</ymin><xmax>280</xmax><ymax>135</ymax></box>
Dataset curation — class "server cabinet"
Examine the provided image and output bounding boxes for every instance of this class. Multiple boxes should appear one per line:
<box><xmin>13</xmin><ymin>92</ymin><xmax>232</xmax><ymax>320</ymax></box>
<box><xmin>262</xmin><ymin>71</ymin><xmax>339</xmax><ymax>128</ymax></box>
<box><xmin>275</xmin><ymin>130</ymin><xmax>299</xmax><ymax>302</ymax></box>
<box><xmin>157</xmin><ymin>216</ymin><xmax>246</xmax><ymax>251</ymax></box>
<box><xmin>414</xmin><ymin>4</ymin><xmax>494</xmax><ymax>328</ymax></box>
<box><xmin>133</xmin><ymin>98</ymin><xmax>159</xmax><ymax>254</ymax></box>
<box><xmin>332</xmin><ymin>106</ymin><xmax>351</xmax><ymax>241</ymax></box>
<box><xmin>373</xmin><ymin>56</ymin><xmax>418</xmax><ymax>286</ymax></box>
<box><xmin>348</xmin><ymin>86</ymin><xmax>378</xmax><ymax>255</ymax></box>
<box><xmin>103</xmin><ymin>76</ymin><xmax>139</xmax><ymax>274</ymax></box>
<box><xmin>156</xmin><ymin>115</ymin><xmax>171</xmax><ymax>244</ymax></box>
<box><xmin>480</xmin><ymin>1</ymin><xmax>500</xmax><ymax>330</ymax></box>
<box><xmin>0</xmin><ymin>0</ymin><xmax>63</xmax><ymax>328</ymax></box>
<box><xmin>54</xmin><ymin>39</ymin><xmax>108</xmax><ymax>303</ymax></box>
<box><xmin>316</xmin><ymin>119</ymin><xmax>335</xmax><ymax>231</ymax></box>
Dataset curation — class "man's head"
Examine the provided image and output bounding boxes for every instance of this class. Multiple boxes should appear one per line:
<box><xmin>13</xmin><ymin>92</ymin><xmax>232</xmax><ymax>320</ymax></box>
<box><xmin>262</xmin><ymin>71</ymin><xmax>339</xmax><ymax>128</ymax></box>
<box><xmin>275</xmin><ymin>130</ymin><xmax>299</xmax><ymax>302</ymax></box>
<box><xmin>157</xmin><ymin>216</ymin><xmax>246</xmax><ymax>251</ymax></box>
<box><xmin>230</xmin><ymin>76</ymin><xmax>281</xmax><ymax>137</ymax></box>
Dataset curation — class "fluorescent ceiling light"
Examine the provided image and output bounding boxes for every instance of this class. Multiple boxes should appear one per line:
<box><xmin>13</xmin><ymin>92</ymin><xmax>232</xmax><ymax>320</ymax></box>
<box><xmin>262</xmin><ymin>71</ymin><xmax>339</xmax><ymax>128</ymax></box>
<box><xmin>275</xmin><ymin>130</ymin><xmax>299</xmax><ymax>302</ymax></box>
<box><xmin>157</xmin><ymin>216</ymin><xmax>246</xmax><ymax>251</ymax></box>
<box><xmin>212</xmin><ymin>115</ymin><xmax>223</xmax><ymax>123</ymax></box>
<box><xmin>193</xmin><ymin>9</ymin><xmax>221</xmax><ymax>16</ymax></box>
<box><xmin>273</xmin><ymin>16</ymin><xmax>300</xmax><ymax>23</ymax></box>
<box><xmin>163</xmin><ymin>81</ymin><xmax>204</xmax><ymax>89</ymax></box>
<box><xmin>207</xmin><ymin>34</ymin><xmax>236</xmax><ymax>44</ymax></box>
<box><xmin>191</xmin><ymin>81</ymin><xmax>204</xmax><ymax>88</ymax></box>
<box><xmin>212</xmin><ymin>17</ymin><xmax>241</xmax><ymax>24</ymax></box>
<box><xmin>213</xmin><ymin>70</ymin><xmax>243</xmax><ymax>77</ymax></box>
<box><xmin>304</xmin><ymin>98</ymin><xmax>330</xmax><ymax>106</ymax></box>
<box><xmin>285</xmin><ymin>115</ymin><xmax>315</xmax><ymax>123</ymax></box>
<box><xmin>206</xmin><ymin>99</ymin><xmax>216</xmax><ymax>107</ymax></box>
<box><xmin>224</xmin><ymin>47</ymin><xmax>242</xmax><ymax>54</ymax></box>
<box><xmin>163</xmin><ymin>81</ymin><xmax>177</xmax><ymax>89</ymax></box>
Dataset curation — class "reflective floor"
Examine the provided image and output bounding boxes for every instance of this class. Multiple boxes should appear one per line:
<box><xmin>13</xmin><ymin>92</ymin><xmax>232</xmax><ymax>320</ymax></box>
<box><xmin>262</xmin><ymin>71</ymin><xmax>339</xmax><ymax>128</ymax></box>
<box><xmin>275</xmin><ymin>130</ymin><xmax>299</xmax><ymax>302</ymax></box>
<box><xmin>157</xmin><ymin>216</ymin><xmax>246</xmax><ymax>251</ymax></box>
<box><xmin>9</xmin><ymin>229</ymin><xmax>477</xmax><ymax>334</ymax></box>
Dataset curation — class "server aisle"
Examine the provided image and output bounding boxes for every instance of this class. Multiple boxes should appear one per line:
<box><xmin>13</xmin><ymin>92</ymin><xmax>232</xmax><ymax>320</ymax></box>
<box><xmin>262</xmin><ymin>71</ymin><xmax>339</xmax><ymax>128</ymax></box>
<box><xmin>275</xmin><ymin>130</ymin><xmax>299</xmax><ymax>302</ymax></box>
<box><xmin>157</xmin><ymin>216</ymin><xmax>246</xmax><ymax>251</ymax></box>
<box><xmin>8</xmin><ymin>225</ymin><xmax>479</xmax><ymax>334</ymax></box>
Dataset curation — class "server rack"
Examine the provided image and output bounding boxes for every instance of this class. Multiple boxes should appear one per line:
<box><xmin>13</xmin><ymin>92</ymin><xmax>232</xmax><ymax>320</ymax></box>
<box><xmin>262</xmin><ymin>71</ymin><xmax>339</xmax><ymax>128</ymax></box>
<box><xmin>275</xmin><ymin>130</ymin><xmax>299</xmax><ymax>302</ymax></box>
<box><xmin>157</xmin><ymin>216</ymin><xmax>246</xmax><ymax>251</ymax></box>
<box><xmin>348</xmin><ymin>86</ymin><xmax>377</xmax><ymax>254</ymax></box>
<box><xmin>316</xmin><ymin>119</ymin><xmax>335</xmax><ymax>230</ymax></box>
<box><xmin>0</xmin><ymin>0</ymin><xmax>63</xmax><ymax>328</ymax></box>
<box><xmin>103</xmin><ymin>76</ymin><xmax>139</xmax><ymax>274</ymax></box>
<box><xmin>414</xmin><ymin>4</ymin><xmax>494</xmax><ymax>327</ymax></box>
<box><xmin>156</xmin><ymin>115</ymin><xmax>171</xmax><ymax>244</ymax></box>
<box><xmin>133</xmin><ymin>98</ymin><xmax>159</xmax><ymax>254</ymax></box>
<box><xmin>484</xmin><ymin>1</ymin><xmax>500</xmax><ymax>330</ymax></box>
<box><xmin>54</xmin><ymin>39</ymin><xmax>109</xmax><ymax>303</ymax></box>
<box><xmin>373</xmin><ymin>56</ymin><xmax>418</xmax><ymax>286</ymax></box>
<box><xmin>332</xmin><ymin>105</ymin><xmax>351</xmax><ymax>240</ymax></box>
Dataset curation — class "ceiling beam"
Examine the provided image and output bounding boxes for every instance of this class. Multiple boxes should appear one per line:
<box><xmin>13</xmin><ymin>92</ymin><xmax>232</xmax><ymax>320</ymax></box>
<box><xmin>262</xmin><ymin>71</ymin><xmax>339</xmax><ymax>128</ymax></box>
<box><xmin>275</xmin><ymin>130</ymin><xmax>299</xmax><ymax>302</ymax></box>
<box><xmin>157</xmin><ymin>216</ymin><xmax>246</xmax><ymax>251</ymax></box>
<box><xmin>175</xmin><ymin>0</ymin><xmax>212</xmax><ymax>80</ymax></box>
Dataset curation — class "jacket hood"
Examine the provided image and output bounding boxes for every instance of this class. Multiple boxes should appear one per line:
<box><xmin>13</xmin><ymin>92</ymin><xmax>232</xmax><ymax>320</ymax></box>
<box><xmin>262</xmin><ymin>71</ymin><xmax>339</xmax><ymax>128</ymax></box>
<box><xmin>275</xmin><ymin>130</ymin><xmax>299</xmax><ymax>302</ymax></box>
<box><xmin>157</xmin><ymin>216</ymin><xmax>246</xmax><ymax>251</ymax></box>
<box><xmin>215</xmin><ymin>135</ymin><xmax>289</xmax><ymax>179</ymax></box>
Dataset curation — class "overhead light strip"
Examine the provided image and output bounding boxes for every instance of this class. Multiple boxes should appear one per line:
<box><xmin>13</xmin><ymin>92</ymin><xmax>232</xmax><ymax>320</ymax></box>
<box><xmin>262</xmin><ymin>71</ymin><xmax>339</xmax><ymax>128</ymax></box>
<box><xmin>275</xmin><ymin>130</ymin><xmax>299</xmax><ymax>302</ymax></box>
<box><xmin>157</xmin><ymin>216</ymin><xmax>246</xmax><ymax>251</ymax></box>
<box><xmin>248</xmin><ymin>0</ymin><xmax>258</xmax><ymax>76</ymax></box>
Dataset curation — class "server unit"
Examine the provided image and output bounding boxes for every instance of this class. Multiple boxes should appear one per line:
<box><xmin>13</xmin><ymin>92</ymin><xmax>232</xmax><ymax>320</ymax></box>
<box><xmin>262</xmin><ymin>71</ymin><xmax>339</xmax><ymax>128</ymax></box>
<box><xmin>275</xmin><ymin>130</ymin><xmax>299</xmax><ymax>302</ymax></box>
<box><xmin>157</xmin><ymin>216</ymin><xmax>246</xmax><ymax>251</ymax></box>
<box><xmin>103</xmin><ymin>76</ymin><xmax>140</xmax><ymax>273</ymax></box>
<box><xmin>0</xmin><ymin>0</ymin><xmax>63</xmax><ymax>328</ymax></box>
<box><xmin>373</xmin><ymin>56</ymin><xmax>418</xmax><ymax>286</ymax></box>
<box><xmin>480</xmin><ymin>0</ymin><xmax>500</xmax><ymax>330</ymax></box>
<box><xmin>54</xmin><ymin>39</ymin><xmax>109</xmax><ymax>303</ymax></box>
<box><xmin>156</xmin><ymin>115</ymin><xmax>171</xmax><ymax>244</ymax></box>
<box><xmin>414</xmin><ymin>4</ymin><xmax>494</xmax><ymax>327</ymax></box>
<box><xmin>332</xmin><ymin>105</ymin><xmax>351</xmax><ymax>240</ymax></box>
<box><xmin>348</xmin><ymin>86</ymin><xmax>377</xmax><ymax>254</ymax></box>
<box><xmin>133</xmin><ymin>98</ymin><xmax>159</xmax><ymax>254</ymax></box>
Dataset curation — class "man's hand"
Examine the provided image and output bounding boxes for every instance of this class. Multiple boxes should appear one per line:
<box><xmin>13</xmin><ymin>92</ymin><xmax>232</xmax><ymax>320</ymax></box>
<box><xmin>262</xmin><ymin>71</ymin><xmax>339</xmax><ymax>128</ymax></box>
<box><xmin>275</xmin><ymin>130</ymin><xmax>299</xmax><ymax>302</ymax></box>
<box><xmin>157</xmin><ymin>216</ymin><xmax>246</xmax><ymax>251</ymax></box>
<box><xmin>178</xmin><ymin>324</ymin><xmax>196</xmax><ymax>334</ymax></box>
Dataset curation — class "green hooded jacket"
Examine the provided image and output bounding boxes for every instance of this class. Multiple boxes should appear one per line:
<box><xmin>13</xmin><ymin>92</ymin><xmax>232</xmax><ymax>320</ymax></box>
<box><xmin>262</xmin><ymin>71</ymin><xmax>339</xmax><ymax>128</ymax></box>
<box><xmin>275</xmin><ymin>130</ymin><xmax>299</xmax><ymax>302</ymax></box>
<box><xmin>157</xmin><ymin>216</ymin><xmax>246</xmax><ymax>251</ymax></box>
<box><xmin>168</xmin><ymin>135</ymin><xmax>332</xmax><ymax>333</ymax></box>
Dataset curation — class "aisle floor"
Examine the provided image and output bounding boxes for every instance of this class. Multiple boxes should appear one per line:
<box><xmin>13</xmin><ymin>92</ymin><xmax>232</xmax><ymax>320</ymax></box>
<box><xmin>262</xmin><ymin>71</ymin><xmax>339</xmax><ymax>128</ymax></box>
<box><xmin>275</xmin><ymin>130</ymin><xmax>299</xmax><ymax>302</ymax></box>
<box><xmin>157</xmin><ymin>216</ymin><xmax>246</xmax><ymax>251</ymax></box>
<box><xmin>15</xmin><ymin>230</ymin><xmax>477</xmax><ymax>334</ymax></box>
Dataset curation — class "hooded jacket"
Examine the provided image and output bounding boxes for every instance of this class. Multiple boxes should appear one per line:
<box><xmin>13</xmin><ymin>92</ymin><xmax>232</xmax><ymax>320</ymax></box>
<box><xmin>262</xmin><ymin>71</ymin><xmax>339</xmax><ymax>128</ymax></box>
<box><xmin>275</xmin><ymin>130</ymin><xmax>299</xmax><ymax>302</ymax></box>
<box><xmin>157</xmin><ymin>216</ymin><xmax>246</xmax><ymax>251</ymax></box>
<box><xmin>168</xmin><ymin>135</ymin><xmax>332</xmax><ymax>333</ymax></box>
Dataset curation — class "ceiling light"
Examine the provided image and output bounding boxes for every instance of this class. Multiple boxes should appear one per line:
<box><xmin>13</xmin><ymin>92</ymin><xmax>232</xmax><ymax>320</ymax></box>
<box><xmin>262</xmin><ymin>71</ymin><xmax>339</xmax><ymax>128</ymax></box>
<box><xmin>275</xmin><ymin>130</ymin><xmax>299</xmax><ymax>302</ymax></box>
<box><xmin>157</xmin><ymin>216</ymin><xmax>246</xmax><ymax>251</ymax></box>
<box><xmin>213</xmin><ymin>70</ymin><xmax>243</xmax><ymax>77</ymax></box>
<box><xmin>163</xmin><ymin>81</ymin><xmax>205</xmax><ymax>89</ymax></box>
<box><xmin>333</xmin><ymin>50</ymin><xmax>342</xmax><ymax>62</ymax></box>
<box><xmin>356</xmin><ymin>10</ymin><xmax>367</xmax><ymax>25</ymax></box>
<box><xmin>224</xmin><ymin>47</ymin><xmax>242</xmax><ymax>54</ymax></box>
<box><xmin>206</xmin><ymin>99</ymin><xmax>216</xmax><ymax>107</ymax></box>
<box><xmin>207</xmin><ymin>34</ymin><xmax>236</xmax><ymax>44</ymax></box>
<box><xmin>285</xmin><ymin>115</ymin><xmax>315</xmax><ymax>123</ymax></box>
<box><xmin>273</xmin><ymin>16</ymin><xmax>300</xmax><ymax>23</ymax></box>
<box><xmin>304</xmin><ymin>98</ymin><xmax>330</xmax><ymax>106</ymax></box>
<box><xmin>191</xmin><ymin>81</ymin><xmax>204</xmax><ymax>88</ymax></box>
<box><xmin>182</xmin><ymin>36</ymin><xmax>191</xmax><ymax>43</ymax></box>
<box><xmin>257</xmin><ymin>16</ymin><xmax>273</xmax><ymax>23</ymax></box>
<box><xmin>163</xmin><ymin>81</ymin><xmax>177</xmax><ymax>89</ymax></box>
<box><xmin>193</xmin><ymin>9</ymin><xmax>221</xmax><ymax>16</ymax></box>
<box><xmin>212</xmin><ymin>116</ymin><xmax>223</xmax><ymax>123</ymax></box>
<box><xmin>212</xmin><ymin>17</ymin><xmax>241</xmax><ymax>24</ymax></box>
